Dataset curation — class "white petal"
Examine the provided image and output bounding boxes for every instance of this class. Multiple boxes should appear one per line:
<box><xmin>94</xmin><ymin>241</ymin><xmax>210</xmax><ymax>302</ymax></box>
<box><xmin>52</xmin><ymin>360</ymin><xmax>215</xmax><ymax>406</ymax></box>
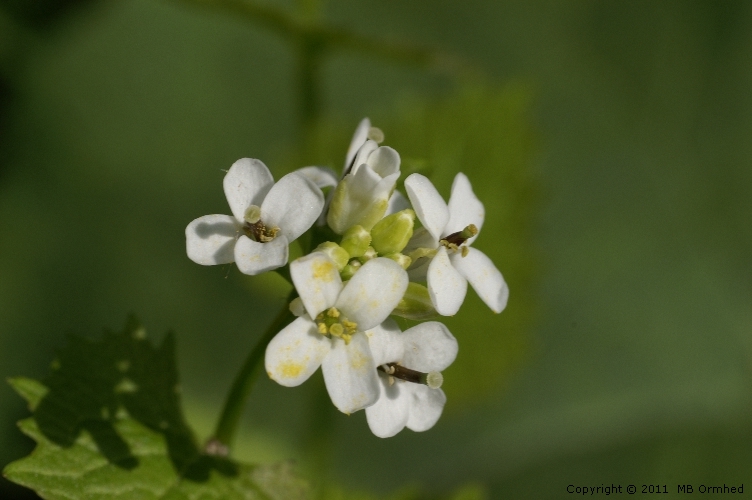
<box><xmin>223</xmin><ymin>158</ymin><xmax>275</xmax><ymax>222</ymax></box>
<box><xmin>234</xmin><ymin>235</ymin><xmax>288</xmax><ymax>275</ymax></box>
<box><xmin>335</xmin><ymin>258</ymin><xmax>408</xmax><ymax>331</ymax></box>
<box><xmin>321</xmin><ymin>334</ymin><xmax>379</xmax><ymax>413</ymax></box>
<box><xmin>365</xmin><ymin>146</ymin><xmax>400</xmax><ymax>178</ymax></box>
<box><xmin>185</xmin><ymin>214</ymin><xmax>239</xmax><ymax>265</ymax></box>
<box><xmin>450</xmin><ymin>247</ymin><xmax>508</xmax><ymax>313</ymax></box>
<box><xmin>406</xmin><ymin>385</ymin><xmax>446</xmax><ymax>432</ymax></box>
<box><xmin>401</xmin><ymin>322</ymin><xmax>458</xmax><ymax>372</ymax></box>
<box><xmin>386</xmin><ymin>190</ymin><xmax>410</xmax><ymax>215</ymax></box>
<box><xmin>364</xmin><ymin>318</ymin><xmax>404</xmax><ymax>366</ymax></box>
<box><xmin>445</xmin><ymin>172</ymin><xmax>484</xmax><ymax>244</ymax></box>
<box><xmin>290</xmin><ymin>253</ymin><xmax>343</xmax><ymax>319</ymax></box>
<box><xmin>261</xmin><ymin>172</ymin><xmax>324</xmax><ymax>241</ymax></box>
<box><xmin>350</xmin><ymin>139</ymin><xmax>378</xmax><ymax>175</ymax></box>
<box><xmin>327</xmin><ymin>166</ymin><xmax>397</xmax><ymax>234</ymax></box>
<box><xmin>365</xmin><ymin>375</ymin><xmax>410</xmax><ymax>438</ymax></box>
<box><xmin>426</xmin><ymin>247</ymin><xmax>467</xmax><ymax>316</ymax></box>
<box><xmin>344</xmin><ymin>118</ymin><xmax>371</xmax><ymax>173</ymax></box>
<box><xmin>404</xmin><ymin>174</ymin><xmax>449</xmax><ymax>241</ymax></box>
<box><xmin>295</xmin><ymin>166</ymin><xmax>339</xmax><ymax>189</ymax></box>
<box><xmin>265</xmin><ymin>317</ymin><xmax>330</xmax><ymax>387</ymax></box>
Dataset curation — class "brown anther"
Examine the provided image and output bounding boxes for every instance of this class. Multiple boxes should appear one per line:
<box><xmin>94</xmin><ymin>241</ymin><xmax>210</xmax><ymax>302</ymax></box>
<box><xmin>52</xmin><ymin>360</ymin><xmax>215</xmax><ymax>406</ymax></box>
<box><xmin>243</xmin><ymin>220</ymin><xmax>280</xmax><ymax>243</ymax></box>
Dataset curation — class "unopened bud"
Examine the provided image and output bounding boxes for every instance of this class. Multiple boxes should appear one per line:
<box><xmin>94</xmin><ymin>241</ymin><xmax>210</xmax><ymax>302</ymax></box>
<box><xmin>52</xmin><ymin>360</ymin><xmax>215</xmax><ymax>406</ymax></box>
<box><xmin>313</xmin><ymin>242</ymin><xmax>349</xmax><ymax>270</ymax></box>
<box><xmin>340</xmin><ymin>259</ymin><xmax>362</xmax><ymax>281</ymax></box>
<box><xmin>382</xmin><ymin>252</ymin><xmax>411</xmax><ymax>269</ymax></box>
<box><xmin>370</xmin><ymin>209</ymin><xmax>415</xmax><ymax>255</ymax></box>
<box><xmin>340</xmin><ymin>225</ymin><xmax>371</xmax><ymax>258</ymax></box>
<box><xmin>358</xmin><ymin>246</ymin><xmax>378</xmax><ymax>263</ymax></box>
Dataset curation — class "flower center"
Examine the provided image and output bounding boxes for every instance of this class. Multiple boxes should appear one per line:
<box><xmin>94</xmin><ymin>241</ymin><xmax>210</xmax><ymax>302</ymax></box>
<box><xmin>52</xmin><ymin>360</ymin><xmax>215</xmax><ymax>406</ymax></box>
<box><xmin>439</xmin><ymin>224</ymin><xmax>478</xmax><ymax>257</ymax></box>
<box><xmin>242</xmin><ymin>205</ymin><xmax>280</xmax><ymax>243</ymax></box>
<box><xmin>315</xmin><ymin>307</ymin><xmax>358</xmax><ymax>344</ymax></box>
<box><xmin>377</xmin><ymin>363</ymin><xmax>443</xmax><ymax>389</ymax></box>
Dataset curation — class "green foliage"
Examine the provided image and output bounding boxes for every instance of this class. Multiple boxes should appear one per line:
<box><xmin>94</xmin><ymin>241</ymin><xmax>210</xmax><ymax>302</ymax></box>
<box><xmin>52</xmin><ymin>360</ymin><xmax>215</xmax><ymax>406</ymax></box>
<box><xmin>3</xmin><ymin>317</ymin><xmax>308</xmax><ymax>500</ymax></box>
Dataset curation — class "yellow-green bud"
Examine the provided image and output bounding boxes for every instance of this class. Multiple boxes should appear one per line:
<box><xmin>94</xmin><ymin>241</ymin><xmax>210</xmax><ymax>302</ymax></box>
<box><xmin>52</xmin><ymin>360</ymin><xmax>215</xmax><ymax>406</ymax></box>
<box><xmin>358</xmin><ymin>246</ymin><xmax>378</xmax><ymax>263</ymax></box>
<box><xmin>382</xmin><ymin>252</ymin><xmax>411</xmax><ymax>269</ymax></box>
<box><xmin>340</xmin><ymin>225</ymin><xmax>371</xmax><ymax>258</ymax></box>
<box><xmin>340</xmin><ymin>260</ymin><xmax>361</xmax><ymax>281</ymax></box>
<box><xmin>370</xmin><ymin>209</ymin><xmax>415</xmax><ymax>255</ymax></box>
<box><xmin>392</xmin><ymin>282</ymin><xmax>438</xmax><ymax>320</ymax></box>
<box><xmin>313</xmin><ymin>242</ymin><xmax>349</xmax><ymax>270</ymax></box>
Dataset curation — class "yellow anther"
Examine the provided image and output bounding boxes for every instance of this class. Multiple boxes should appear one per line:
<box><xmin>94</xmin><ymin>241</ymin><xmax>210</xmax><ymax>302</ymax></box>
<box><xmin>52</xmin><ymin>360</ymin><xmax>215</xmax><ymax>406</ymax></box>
<box><xmin>326</xmin><ymin>307</ymin><xmax>340</xmax><ymax>318</ymax></box>
<box><xmin>318</xmin><ymin>323</ymin><xmax>328</xmax><ymax>335</ymax></box>
<box><xmin>462</xmin><ymin>246</ymin><xmax>469</xmax><ymax>257</ymax></box>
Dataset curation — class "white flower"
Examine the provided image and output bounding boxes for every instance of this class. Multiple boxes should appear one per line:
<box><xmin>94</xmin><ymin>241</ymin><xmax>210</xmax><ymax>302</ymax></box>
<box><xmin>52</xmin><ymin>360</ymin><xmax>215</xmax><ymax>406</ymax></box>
<box><xmin>364</xmin><ymin>319</ymin><xmax>458</xmax><ymax>438</ymax></box>
<box><xmin>264</xmin><ymin>253</ymin><xmax>408</xmax><ymax>414</ymax></box>
<box><xmin>296</xmin><ymin>118</ymin><xmax>390</xmax><ymax>228</ymax></box>
<box><xmin>327</xmin><ymin>124</ymin><xmax>401</xmax><ymax>234</ymax></box>
<box><xmin>185</xmin><ymin>158</ymin><xmax>324</xmax><ymax>275</ymax></box>
<box><xmin>404</xmin><ymin>172</ymin><xmax>509</xmax><ymax>315</ymax></box>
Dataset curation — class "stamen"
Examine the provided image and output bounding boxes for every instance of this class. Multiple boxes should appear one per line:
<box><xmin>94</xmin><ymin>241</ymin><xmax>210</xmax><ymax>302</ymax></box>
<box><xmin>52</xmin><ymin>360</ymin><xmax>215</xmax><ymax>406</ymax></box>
<box><xmin>243</xmin><ymin>219</ymin><xmax>280</xmax><ymax>243</ymax></box>
<box><xmin>440</xmin><ymin>224</ymin><xmax>478</xmax><ymax>247</ymax></box>
<box><xmin>243</xmin><ymin>205</ymin><xmax>262</xmax><ymax>224</ymax></box>
<box><xmin>315</xmin><ymin>307</ymin><xmax>358</xmax><ymax>343</ymax></box>
<box><xmin>377</xmin><ymin>363</ymin><xmax>443</xmax><ymax>388</ymax></box>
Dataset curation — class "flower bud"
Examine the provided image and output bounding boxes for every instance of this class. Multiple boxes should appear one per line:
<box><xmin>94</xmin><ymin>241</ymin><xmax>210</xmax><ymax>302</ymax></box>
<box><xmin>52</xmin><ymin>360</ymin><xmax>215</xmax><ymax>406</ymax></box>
<box><xmin>327</xmin><ymin>143</ymin><xmax>400</xmax><ymax>234</ymax></box>
<box><xmin>313</xmin><ymin>242</ymin><xmax>349</xmax><ymax>270</ymax></box>
<box><xmin>381</xmin><ymin>252</ymin><xmax>411</xmax><ymax>269</ymax></box>
<box><xmin>370</xmin><ymin>209</ymin><xmax>415</xmax><ymax>255</ymax></box>
<box><xmin>340</xmin><ymin>259</ymin><xmax>362</xmax><ymax>281</ymax></box>
<box><xmin>392</xmin><ymin>282</ymin><xmax>438</xmax><ymax>320</ymax></box>
<box><xmin>340</xmin><ymin>225</ymin><xmax>371</xmax><ymax>258</ymax></box>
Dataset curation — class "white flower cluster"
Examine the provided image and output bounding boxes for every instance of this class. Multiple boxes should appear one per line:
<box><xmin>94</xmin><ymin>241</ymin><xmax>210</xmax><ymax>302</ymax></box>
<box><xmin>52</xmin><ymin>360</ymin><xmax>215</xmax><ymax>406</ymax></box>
<box><xmin>186</xmin><ymin>119</ymin><xmax>509</xmax><ymax>438</ymax></box>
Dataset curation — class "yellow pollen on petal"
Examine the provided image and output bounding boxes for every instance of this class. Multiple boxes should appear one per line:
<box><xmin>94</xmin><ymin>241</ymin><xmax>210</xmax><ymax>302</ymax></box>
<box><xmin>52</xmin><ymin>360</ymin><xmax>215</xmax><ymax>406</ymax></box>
<box><xmin>279</xmin><ymin>361</ymin><xmax>304</xmax><ymax>379</ymax></box>
<box><xmin>313</xmin><ymin>260</ymin><xmax>336</xmax><ymax>281</ymax></box>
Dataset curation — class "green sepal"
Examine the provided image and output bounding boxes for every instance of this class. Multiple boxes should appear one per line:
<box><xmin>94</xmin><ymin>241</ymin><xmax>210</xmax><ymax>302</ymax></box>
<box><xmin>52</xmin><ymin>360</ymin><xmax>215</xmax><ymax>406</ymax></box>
<box><xmin>370</xmin><ymin>209</ymin><xmax>415</xmax><ymax>255</ymax></box>
<box><xmin>392</xmin><ymin>282</ymin><xmax>439</xmax><ymax>320</ymax></box>
<box><xmin>382</xmin><ymin>252</ymin><xmax>412</xmax><ymax>269</ymax></box>
<box><xmin>339</xmin><ymin>225</ymin><xmax>371</xmax><ymax>258</ymax></box>
<box><xmin>313</xmin><ymin>241</ymin><xmax>349</xmax><ymax>270</ymax></box>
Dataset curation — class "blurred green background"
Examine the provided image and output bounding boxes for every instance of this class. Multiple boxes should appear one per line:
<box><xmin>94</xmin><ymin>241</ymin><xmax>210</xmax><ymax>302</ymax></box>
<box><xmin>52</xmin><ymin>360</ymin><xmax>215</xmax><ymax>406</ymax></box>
<box><xmin>1</xmin><ymin>0</ymin><xmax>751</xmax><ymax>498</ymax></box>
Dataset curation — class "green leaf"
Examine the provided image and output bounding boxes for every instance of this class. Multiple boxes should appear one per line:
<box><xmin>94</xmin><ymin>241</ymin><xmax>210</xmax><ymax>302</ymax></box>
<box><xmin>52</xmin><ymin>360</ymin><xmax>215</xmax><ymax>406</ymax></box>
<box><xmin>3</xmin><ymin>317</ymin><xmax>308</xmax><ymax>500</ymax></box>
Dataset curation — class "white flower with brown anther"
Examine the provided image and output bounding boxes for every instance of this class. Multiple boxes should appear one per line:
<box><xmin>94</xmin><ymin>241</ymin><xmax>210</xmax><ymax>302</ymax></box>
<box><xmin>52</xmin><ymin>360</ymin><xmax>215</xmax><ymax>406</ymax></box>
<box><xmin>364</xmin><ymin>319</ymin><xmax>458</xmax><ymax>438</ymax></box>
<box><xmin>404</xmin><ymin>172</ymin><xmax>509</xmax><ymax>315</ymax></box>
<box><xmin>185</xmin><ymin>158</ymin><xmax>325</xmax><ymax>276</ymax></box>
<box><xmin>265</xmin><ymin>253</ymin><xmax>408</xmax><ymax>414</ymax></box>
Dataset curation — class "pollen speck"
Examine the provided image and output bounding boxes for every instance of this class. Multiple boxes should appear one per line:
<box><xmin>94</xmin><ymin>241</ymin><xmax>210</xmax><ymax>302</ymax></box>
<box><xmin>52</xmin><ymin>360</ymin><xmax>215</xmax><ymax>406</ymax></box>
<box><xmin>313</xmin><ymin>260</ymin><xmax>335</xmax><ymax>281</ymax></box>
<box><xmin>279</xmin><ymin>361</ymin><xmax>304</xmax><ymax>379</ymax></box>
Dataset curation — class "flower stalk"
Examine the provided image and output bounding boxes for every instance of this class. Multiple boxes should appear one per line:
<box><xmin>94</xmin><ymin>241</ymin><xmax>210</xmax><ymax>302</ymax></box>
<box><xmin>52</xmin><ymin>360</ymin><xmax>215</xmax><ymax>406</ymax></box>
<box><xmin>208</xmin><ymin>288</ymin><xmax>297</xmax><ymax>453</ymax></box>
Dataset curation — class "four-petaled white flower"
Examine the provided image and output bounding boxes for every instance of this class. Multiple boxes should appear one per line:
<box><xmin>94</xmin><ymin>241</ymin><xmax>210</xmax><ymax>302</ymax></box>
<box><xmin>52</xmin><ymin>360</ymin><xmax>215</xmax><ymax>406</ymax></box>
<box><xmin>364</xmin><ymin>319</ymin><xmax>458</xmax><ymax>438</ymax></box>
<box><xmin>187</xmin><ymin>122</ymin><xmax>509</xmax><ymax>437</ymax></box>
<box><xmin>185</xmin><ymin>158</ymin><xmax>324</xmax><ymax>275</ymax></box>
<box><xmin>265</xmin><ymin>253</ymin><xmax>408</xmax><ymax>414</ymax></box>
<box><xmin>404</xmin><ymin>172</ymin><xmax>509</xmax><ymax>315</ymax></box>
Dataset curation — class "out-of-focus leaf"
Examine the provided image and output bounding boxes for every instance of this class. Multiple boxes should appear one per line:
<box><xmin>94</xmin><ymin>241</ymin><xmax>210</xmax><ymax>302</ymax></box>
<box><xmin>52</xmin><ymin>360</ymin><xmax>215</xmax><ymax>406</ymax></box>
<box><xmin>3</xmin><ymin>318</ymin><xmax>308</xmax><ymax>500</ymax></box>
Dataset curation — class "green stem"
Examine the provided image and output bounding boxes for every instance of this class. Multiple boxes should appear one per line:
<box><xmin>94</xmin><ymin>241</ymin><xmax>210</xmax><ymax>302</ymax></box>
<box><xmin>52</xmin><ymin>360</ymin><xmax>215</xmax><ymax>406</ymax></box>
<box><xmin>209</xmin><ymin>289</ymin><xmax>296</xmax><ymax>451</ymax></box>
